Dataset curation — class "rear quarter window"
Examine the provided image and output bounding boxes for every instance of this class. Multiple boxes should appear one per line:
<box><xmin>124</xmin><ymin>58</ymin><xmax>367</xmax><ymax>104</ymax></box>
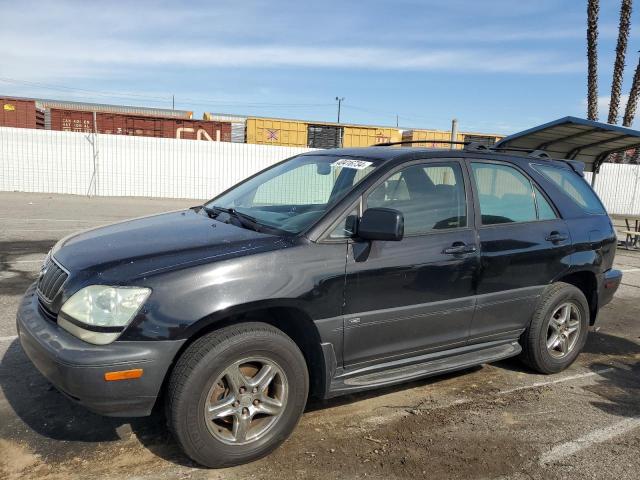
<box><xmin>531</xmin><ymin>164</ymin><xmax>606</xmax><ymax>215</ymax></box>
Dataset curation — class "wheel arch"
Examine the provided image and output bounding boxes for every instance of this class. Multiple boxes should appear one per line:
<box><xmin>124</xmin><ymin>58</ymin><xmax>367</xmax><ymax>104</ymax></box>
<box><xmin>555</xmin><ymin>270</ymin><xmax>598</xmax><ymax>324</ymax></box>
<box><xmin>160</xmin><ymin>300</ymin><xmax>330</xmax><ymax>404</ymax></box>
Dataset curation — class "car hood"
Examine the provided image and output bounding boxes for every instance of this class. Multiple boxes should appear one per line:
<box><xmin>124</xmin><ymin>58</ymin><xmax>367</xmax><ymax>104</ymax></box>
<box><xmin>53</xmin><ymin>209</ymin><xmax>289</xmax><ymax>279</ymax></box>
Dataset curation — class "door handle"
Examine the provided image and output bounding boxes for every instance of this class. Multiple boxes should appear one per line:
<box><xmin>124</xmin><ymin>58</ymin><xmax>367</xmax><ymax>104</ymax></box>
<box><xmin>443</xmin><ymin>243</ymin><xmax>477</xmax><ymax>255</ymax></box>
<box><xmin>545</xmin><ymin>231</ymin><xmax>568</xmax><ymax>243</ymax></box>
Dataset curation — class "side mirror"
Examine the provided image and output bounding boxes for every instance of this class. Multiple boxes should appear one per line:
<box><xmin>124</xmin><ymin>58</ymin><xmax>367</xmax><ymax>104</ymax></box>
<box><xmin>358</xmin><ymin>208</ymin><xmax>404</xmax><ymax>241</ymax></box>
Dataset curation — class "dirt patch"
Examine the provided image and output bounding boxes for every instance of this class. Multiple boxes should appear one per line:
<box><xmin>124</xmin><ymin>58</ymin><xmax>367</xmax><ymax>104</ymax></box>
<box><xmin>0</xmin><ymin>439</ymin><xmax>42</xmax><ymax>480</ymax></box>
<box><xmin>218</xmin><ymin>389</ymin><xmax>544</xmax><ymax>480</ymax></box>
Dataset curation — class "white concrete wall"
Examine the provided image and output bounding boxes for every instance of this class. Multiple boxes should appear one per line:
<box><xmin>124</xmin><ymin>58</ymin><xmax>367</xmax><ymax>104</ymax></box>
<box><xmin>585</xmin><ymin>163</ymin><xmax>640</xmax><ymax>216</ymax></box>
<box><xmin>0</xmin><ymin>126</ymin><xmax>314</xmax><ymax>199</ymax></box>
<box><xmin>2</xmin><ymin>126</ymin><xmax>640</xmax><ymax>215</ymax></box>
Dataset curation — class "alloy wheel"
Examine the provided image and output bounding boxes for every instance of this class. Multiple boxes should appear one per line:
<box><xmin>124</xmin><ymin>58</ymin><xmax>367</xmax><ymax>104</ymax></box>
<box><xmin>546</xmin><ymin>302</ymin><xmax>581</xmax><ymax>359</ymax></box>
<box><xmin>204</xmin><ymin>357</ymin><xmax>288</xmax><ymax>445</ymax></box>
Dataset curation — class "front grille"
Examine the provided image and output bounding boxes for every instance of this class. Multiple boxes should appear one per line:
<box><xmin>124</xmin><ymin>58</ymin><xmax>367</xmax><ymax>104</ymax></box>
<box><xmin>37</xmin><ymin>256</ymin><xmax>68</xmax><ymax>302</ymax></box>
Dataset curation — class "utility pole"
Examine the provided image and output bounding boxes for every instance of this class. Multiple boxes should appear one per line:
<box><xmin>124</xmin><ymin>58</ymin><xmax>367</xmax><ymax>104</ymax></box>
<box><xmin>396</xmin><ymin>115</ymin><xmax>399</xmax><ymax>127</ymax></box>
<box><xmin>172</xmin><ymin>95</ymin><xmax>175</xmax><ymax>110</ymax></box>
<box><xmin>335</xmin><ymin>97</ymin><xmax>345</xmax><ymax>123</ymax></box>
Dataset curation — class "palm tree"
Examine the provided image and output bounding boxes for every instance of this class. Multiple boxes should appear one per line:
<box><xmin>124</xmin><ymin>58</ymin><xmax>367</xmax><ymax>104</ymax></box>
<box><xmin>623</xmin><ymin>53</ymin><xmax>640</xmax><ymax>163</ymax></box>
<box><xmin>608</xmin><ymin>0</ymin><xmax>633</xmax><ymax>125</ymax></box>
<box><xmin>623</xmin><ymin>52</ymin><xmax>640</xmax><ymax>127</ymax></box>
<box><xmin>587</xmin><ymin>0</ymin><xmax>600</xmax><ymax>120</ymax></box>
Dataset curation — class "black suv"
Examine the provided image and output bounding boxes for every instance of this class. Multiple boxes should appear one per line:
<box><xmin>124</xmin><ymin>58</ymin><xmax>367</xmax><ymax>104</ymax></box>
<box><xmin>17</xmin><ymin>146</ymin><xmax>622</xmax><ymax>467</ymax></box>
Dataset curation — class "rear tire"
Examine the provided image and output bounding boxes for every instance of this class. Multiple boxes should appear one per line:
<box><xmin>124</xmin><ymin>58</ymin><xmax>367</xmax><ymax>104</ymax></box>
<box><xmin>519</xmin><ymin>282</ymin><xmax>589</xmax><ymax>374</ymax></box>
<box><xmin>166</xmin><ymin>322</ymin><xmax>308</xmax><ymax>468</ymax></box>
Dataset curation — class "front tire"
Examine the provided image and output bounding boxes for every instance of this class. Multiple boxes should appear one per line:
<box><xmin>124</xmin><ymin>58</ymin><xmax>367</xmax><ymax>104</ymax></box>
<box><xmin>520</xmin><ymin>282</ymin><xmax>589</xmax><ymax>374</ymax></box>
<box><xmin>166</xmin><ymin>322</ymin><xmax>309</xmax><ymax>468</ymax></box>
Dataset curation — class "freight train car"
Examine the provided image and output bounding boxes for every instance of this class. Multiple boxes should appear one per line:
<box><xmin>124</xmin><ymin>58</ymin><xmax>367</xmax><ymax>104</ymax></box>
<box><xmin>343</xmin><ymin>126</ymin><xmax>401</xmax><ymax>147</ymax></box>
<box><xmin>244</xmin><ymin>116</ymin><xmax>403</xmax><ymax>148</ymax></box>
<box><xmin>402</xmin><ymin>129</ymin><xmax>503</xmax><ymax>148</ymax></box>
<box><xmin>246</xmin><ymin>117</ymin><xmax>308</xmax><ymax>147</ymax></box>
<box><xmin>2</xmin><ymin>96</ymin><xmax>505</xmax><ymax>149</ymax></box>
<box><xmin>49</xmin><ymin>109</ymin><xmax>232</xmax><ymax>141</ymax></box>
<box><xmin>36</xmin><ymin>98</ymin><xmax>192</xmax><ymax>119</ymax></box>
<box><xmin>203</xmin><ymin>113</ymin><xmax>247</xmax><ymax>143</ymax></box>
<box><xmin>402</xmin><ymin>129</ymin><xmax>465</xmax><ymax>148</ymax></box>
<box><xmin>0</xmin><ymin>97</ymin><xmax>44</xmax><ymax>129</ymax></box>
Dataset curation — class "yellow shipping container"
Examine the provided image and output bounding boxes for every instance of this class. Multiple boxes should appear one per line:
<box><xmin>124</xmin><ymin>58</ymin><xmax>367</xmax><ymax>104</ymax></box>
<box><xmin>343</xmin><ymin>126</ymin><xmax>401</xmax><ymax>147</ymax></box>
<box><xmin>246</xmin><ymin>117</ymin><xmax>307</xmax><ymax>147</ymax></box>
<box><xmin>402</xmin><ymin>129</ymin><xmax>465</xmax><ymax>149</ymax></box>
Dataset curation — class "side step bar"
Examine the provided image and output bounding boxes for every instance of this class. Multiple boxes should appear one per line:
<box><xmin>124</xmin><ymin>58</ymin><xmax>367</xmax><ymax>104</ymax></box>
<box><xmin>328</xmin><ymin>340</ymin><xmax>521</xmax><ymax>397</ymax></box>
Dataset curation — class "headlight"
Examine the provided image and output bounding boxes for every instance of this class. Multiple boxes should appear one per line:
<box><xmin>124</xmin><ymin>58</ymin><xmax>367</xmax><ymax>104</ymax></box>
<box><xmin>59</xmin><ymin>286</ymin><xmax>151</xmax><ymax>345</ymax></box>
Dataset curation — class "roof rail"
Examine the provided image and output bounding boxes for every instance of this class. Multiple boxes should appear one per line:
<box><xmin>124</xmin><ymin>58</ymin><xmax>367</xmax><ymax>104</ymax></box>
<box><xmin>373</xmin><ymin>140</ymin><xmax>469</xmax><ymax>147</ymax></box>
<box><xmin>491</xmin><ymin>146</ymin><xmax>546</xmax><ymax>155</ymax></box>
<box><xmin>374</xmin><ymin>139</ymin><xmax>498</xmax><ymax>154</ymax></box>
<box><xmin>373</xmin><ymin>139</ymin><xmax>557</xmax><ymax>160</ymax></box>
<box><xmin>464</xmin><ymin>142</ymin><xmax>490</xmax><ymax>152</ymax></box>
<box><xmin>527</xmin><ymin>150</ymin><xmax>551</xmax><ymax>159</ymax></box>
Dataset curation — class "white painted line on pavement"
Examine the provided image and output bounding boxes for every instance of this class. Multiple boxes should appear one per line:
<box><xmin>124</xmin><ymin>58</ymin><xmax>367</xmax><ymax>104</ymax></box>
<box><xmin>366</xmin><ymin>368</ymin><xmax>616</xmax><ymax>425</ymax></box>
<box><xmin>621</xmin><ymin>268</ymin><xmax>640</xmax><ymax>273</ymax></box>
<box><xmin>540</xmin><ymin>417</ymin><xmax>640</xmax><ymax>464</ymax></box>
<box><xmin>498</xmin><ymin>368</ymin><xmax>614</xmax><ymax>395</ymax></box>
<box><xmin>0</xmin><ymin>335</ymin><xmax>18</xmax><ymax>342</ymax></box>
<box><xmin>9</xmin><ymin>259</ymin><xmax>46</xmax><ymax>264</ymax></box>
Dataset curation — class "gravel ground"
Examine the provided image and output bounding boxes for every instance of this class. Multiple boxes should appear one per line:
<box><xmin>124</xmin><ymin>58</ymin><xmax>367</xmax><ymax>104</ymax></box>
<box><xmin>0</xmin><ymin>191</ymin><xmax>639</xmax><ymax>480</ymax></box>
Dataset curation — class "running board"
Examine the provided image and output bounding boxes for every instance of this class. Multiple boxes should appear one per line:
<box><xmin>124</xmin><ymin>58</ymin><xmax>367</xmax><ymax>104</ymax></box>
<box><xmin>328</xmin><ymin>341</ymin><xmax>521</xmax><ymax>396</ymax></box>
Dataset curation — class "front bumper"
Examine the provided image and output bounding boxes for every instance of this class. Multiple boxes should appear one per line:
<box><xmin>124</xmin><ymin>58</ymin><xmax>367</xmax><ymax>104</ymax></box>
<box><xmin>16</xmin><ymin>283</ymin><xmax>185</xmax><ymax>417</ymax></box>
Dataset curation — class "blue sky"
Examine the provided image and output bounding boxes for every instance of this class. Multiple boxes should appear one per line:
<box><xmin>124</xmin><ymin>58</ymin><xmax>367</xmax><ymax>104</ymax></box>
<box><xmin>1</xmin><ymin>0</ymin><xmax>639</xmax><ymax>134</ymax></box>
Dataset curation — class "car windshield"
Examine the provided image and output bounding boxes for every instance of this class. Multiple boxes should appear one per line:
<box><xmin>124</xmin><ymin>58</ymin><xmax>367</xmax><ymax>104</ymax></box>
<box><xmin>205</xmin><ymin>155</ymin><xmax>379</xmax><ymax>234</ymax></box>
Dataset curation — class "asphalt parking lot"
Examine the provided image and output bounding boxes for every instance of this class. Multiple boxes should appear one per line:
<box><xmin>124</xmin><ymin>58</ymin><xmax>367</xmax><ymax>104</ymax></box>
<box><xmin>1</xmin><ymin>191</ymin><xmax>639</xmax><ymax>480</ymax></box>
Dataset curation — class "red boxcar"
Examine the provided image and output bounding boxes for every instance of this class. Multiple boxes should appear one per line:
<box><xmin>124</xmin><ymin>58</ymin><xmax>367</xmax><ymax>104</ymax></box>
<box><xmin>49</xmin><ymin>109</ymin><xmax>232</xmax><ymax>141</ymax></box>
<box><xmin>0</xmin><ymin>98</ymin><xmax>44</xmax><ymax>129</ymax></box>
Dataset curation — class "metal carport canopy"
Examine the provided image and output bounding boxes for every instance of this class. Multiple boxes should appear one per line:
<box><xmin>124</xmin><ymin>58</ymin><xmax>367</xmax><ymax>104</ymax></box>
<box><xmin>494</xmin><ymin>116</ymin><xmax>640</xmax><ymax>173</ymax></box>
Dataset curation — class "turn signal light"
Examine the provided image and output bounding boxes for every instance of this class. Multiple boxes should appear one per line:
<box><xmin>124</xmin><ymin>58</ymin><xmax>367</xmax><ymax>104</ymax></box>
<box><xmin>104</xmin><ymin>368</ymin><xmax>144</xmax><ymax>381</ymax></box>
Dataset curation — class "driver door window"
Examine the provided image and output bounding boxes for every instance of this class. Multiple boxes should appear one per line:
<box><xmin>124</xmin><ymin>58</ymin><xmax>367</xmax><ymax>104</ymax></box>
<box><xmin>366</xmin><ymin>162</ymin><xmax>467</xmax><ymax>235</ymax></box>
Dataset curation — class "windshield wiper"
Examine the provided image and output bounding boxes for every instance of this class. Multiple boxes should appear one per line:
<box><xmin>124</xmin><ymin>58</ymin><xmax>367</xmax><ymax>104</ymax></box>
<box><xmin>202</xmin><ymin>205</ymin><xmax>263</xmax><ymax>232</ymax></box>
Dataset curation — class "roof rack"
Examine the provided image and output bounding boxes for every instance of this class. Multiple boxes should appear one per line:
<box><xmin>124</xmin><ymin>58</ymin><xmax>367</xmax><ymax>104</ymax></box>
<box><xmin>490</xmin><ymin>146</ymin><xmax>551</xmax><ymax>159</ymax></box>
<box><xmin>527</xmin><ymin>150</ymin><xmax>551</xmax><ymax>159</ymax></box>
<box><xmin>373</xmin><ymin>139</ymin><xmax>491</xmax><ymax>152</ymax></box>
<box><xmin>465</xmin><ymin>142</ymin><xmax>491</xmax><ymax>152</ymax></box>
<box><xmin>373</xmin><ymin>139</ymin><xmax>554</xmax><ymax>159</ymax></box>
<box><xmin>373</xmin><ymin>140</ymin><xmax>469</xmax><ymax>147</ymax></box>
<box><xmin>491</xmin><ymin>146</ymin><xmax>539</xmax><ymax>153</ymax></box>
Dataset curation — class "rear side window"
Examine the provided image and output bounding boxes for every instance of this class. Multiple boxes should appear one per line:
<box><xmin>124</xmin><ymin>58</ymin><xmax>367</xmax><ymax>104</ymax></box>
<box><xmin>471</xmin><ymin>163</ymin><xmax>537</xmax><ymax>224</ymax></box>
<box><xmin>532</xmin><ymin>164</ymin><xmax>606</xmax><ymax>215</ymax></box>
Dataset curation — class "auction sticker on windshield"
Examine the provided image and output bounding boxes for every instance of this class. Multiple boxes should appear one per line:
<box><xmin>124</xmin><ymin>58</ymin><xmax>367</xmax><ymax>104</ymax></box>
<box><xmin>332</xmin><ymin>159</ymin><xmax>373</xmax><ymax>170</ymax></box>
